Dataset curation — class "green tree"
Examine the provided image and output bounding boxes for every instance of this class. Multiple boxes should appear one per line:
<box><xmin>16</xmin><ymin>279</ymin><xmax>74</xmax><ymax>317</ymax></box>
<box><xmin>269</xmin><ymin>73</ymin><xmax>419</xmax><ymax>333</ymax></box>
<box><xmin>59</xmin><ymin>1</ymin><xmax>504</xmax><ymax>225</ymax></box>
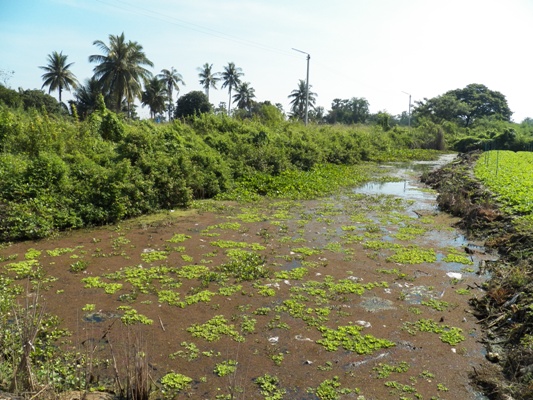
<box><xmin>39</xmin><ymin>51</ymin><xmax>78</xmax><ymax>104</ymax></box>
<box><xmin>326</xmin><ymin>97</ymin><xmax>369</xmax><ymax>124</ymax></box>
<box><xmin>413</xmin><ymin>83</ymin><xmax>512</xmax><ymax>127</ymax></box>
<box><xmin>221</xmin><ymin>62</ymin><xmax>243</xmax><ymax>115</ymax></box>
<box><xmin>288</xmin><ymin>79</ymin><xmax>316</xmax><ymax>121</ymax></box>
<box><xmin>157</xmin><ymin>67</ymin><xmax>185</xmax><ymax>121</ymax></box>
<box><xmin>233</xmin><ymin>82</ymin><xmax>255</xmax><ymax>114</ymax></box>
<box><xmin>89</xmin><ymin>32</ymin><xmax>154</xmax><ymax>116</ymax></box>
<box><xmin>19</xmin><ymin>89</ymin><xmax>64</xmax><ymax>114</ymax></box>
<box><xmin>73</xmin><ymin>78</ymin><xmax>104</xmax><ymax>119</ymax></box>
<box><xmin>197</xmin><ymin>63</ymin><xmax>220</xmax><ymax>102</ymax></box>
<box><xmin>174</xmin><ymin>91</ymin><xmax>212</xmax><ymax>119</ymax></box>
<box><xmin>142</xmin><ymin>77</ymin><xmax>167</xmax><ymax>119</ymax></box>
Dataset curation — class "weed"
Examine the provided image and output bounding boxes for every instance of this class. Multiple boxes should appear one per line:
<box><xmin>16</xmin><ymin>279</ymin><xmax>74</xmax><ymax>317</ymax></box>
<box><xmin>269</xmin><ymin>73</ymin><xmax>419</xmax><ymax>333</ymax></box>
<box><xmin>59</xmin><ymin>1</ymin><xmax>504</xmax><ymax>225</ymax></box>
<box><xmin>69</xmin><ymin>260</ymin><xmax>88</xmax><ymax>273</ymax></box>
<box><xmin>255</xmin><ymin>373</ymin><xmax>286</xmax><ymax>399</ymax></box>
<box><xmin>373</xmin><ymin>362</ymin><xmax>410</xmax><ymax>378</ymax></box>
<box><xmin>187</xmin><ymin>315</ymin><xmax>244</xmax><ymax>342</ymax></box>
<box><xmin>214</xmin><ymin>360</ymin><xmax>238</xmax><ymax>377</ymax></box>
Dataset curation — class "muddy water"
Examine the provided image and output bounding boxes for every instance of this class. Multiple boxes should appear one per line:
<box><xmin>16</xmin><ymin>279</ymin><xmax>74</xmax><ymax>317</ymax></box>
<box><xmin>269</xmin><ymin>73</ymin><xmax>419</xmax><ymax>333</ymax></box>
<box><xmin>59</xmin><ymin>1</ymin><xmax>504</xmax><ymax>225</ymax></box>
<box><xmin>0</xmin><ymin>155</ymin><xmax>494</xmax><ymax>399</ymax></box>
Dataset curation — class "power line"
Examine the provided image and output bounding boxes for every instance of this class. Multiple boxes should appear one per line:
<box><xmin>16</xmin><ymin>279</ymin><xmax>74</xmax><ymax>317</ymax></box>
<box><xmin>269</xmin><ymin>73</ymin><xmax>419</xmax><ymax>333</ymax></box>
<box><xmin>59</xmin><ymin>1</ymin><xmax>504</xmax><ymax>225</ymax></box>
<box><xmin>94</xmin><ymin>0</ymin><xmax>297</xmax><ymax>58</ymax></box>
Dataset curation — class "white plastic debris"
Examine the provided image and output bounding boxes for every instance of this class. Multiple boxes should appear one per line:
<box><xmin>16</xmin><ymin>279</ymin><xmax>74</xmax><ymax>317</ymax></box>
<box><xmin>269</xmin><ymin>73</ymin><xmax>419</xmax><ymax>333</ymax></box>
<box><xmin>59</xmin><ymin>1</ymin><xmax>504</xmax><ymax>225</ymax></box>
<box><xmin>295</xmin><ymin>334</ymin><xmax>313</xmax><ymax>342</ymax></box>
<box><xmin>354</xmin><ymin>320</ymin><xmax>372</xmax><ymax>328</ymax></box>
<box><xmin>283</xmin><ymin>279</ymin><xmax>291</xmax><ymax>286</ymax></box>
<box><xmin>446</xmin><ymin>272</ymin><xmax>463</xmax><ymax>280</ymax></box>
<box><xmin>268</xmin><ymin>336</ymin><xmax>279</xmax><ymax>344</ymax></box>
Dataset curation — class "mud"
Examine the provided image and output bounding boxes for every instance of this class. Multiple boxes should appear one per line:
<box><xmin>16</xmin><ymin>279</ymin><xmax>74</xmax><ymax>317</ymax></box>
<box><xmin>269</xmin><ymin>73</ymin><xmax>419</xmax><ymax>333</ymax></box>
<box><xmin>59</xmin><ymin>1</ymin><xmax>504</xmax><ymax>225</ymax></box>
<box><xmin>0</xmin><ymin>155</ymin><xmax>495</xmax><ymax>399</ymax></box>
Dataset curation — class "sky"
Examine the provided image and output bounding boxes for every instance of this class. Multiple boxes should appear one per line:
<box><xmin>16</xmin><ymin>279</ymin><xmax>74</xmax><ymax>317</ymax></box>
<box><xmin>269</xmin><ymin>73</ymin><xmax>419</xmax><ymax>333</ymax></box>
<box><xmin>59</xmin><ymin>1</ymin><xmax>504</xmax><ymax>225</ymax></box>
<box><xmin>1</xmin><ymin>0</ymin><xmax>532</xmax><ymax>122</ymax></box>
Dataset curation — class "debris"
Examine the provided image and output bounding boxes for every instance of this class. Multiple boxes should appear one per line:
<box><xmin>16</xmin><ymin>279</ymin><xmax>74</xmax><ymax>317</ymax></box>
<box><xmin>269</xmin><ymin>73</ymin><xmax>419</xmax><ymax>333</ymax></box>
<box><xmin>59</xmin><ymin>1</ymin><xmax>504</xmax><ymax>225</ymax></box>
<box><xmin>354</xmin><ymin>320</ymin><xmax>372</xmax><ymax>328</ymax></box>
<box><xmin>446</xmin><ymin>272</ymin><xmax>462</xmax><ymax>280</ymax></box>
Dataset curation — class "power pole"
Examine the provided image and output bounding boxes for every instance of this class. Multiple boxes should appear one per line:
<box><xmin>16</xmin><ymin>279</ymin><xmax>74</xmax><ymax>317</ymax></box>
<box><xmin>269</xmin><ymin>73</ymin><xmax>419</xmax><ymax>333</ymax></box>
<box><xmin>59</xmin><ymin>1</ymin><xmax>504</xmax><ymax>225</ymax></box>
<box><xmin>292</xmin><ymin>48</ymin><xmax>311</xmax><ymax>126</ymax></box>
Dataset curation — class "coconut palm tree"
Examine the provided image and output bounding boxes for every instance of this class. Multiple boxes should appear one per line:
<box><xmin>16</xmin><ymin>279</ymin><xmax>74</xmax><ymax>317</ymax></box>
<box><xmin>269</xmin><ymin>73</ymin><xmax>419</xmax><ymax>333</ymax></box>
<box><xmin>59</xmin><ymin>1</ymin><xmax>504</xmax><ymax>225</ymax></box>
<box><xmin>197</xmin><ymin>63</ymin><xmax>220</xmax><ymax>102</ymax></box>
<box><xmin>288</xmin><ymin>79</ymin><xmax>317</xmax><ymax>121</ymax></box>
<box><xmin>39</xmin><ymin>51</ymin><xmax>78</xmax><ymax>104</ymax></box>
<box><xmin>233</xmin><ymin>82</ymin><xmax>255</xmax><ymax>113</ymax></box>
<box><xmin>73</xmin><ymin>78</ymin><xmax>104</xmax><ymax>119</ymax></box>
<box><xmin>221</xmin><ymin>62</ymin><xmax>243</xmax><ymax>115</ymax></box>
<box><xmin>157</xmin><ymin>67</ymin><xmax>184</xmax><ymax>121</ymax></box>
<box><xmin>141</xmin><ymin>77</ymin><xmax>167</xmax><ymax>119</ymax></box>
<box><xmin>89</xmin><ymin>32</ymin><xmax>153</xmax><ymax>115</ymax></box>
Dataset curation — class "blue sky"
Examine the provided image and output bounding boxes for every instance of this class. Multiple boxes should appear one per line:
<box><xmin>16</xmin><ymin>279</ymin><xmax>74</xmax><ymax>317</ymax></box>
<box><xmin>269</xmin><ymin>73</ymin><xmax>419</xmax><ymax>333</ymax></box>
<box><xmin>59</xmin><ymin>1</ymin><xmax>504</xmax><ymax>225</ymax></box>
<box><xmin>1</xmin><ymin>0</ymin><xmax>532</xmax><ymax>121</ymax></box>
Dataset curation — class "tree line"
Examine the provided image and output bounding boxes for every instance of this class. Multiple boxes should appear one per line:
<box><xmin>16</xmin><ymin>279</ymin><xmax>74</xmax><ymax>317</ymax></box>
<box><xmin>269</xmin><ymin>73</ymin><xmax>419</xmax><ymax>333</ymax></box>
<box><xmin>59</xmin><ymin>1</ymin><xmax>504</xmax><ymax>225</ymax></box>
<box><xmin>2</xmin><ymin>31</ymin><xmax>528</xmax><ymax>131</ymax></box>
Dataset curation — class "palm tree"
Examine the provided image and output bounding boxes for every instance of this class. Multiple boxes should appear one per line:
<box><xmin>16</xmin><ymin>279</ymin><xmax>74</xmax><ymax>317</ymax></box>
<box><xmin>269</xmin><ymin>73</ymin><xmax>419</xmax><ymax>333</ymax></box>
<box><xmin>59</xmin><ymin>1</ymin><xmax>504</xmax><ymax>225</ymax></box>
<box><xmin>157</xmin><ymin>67</ymin><xmax>184</xmax><ymax>121</ymax></box>
<box><xmin>89</xmin><ymin>32</ymin><xmax>153</xmax><ymax>115</ymax></box>
<box><xmin>73</xmin><ymin>78</ymin><xmax>104</xmax><ymax>119</ymax></box>
<box><xmin>233</xmin><ymin>82</ymin><xmax>255</xmax><ymax>113</ymax></box>
<box><xmin>39</xmin><ymin>51</ymin><xmax>78</xmax><ymax>103</ymax></box>
<box><xmin>288</xmin><ymin>79</ymin><xmax>317</xmax><ymax>121</ymax></box>
<box><xmin>197</xmin><ymin>63</ymin><xmax>220</xmax><ymax>102</ymax></box>
<box><xmin>221</xmin><ymin>62</ymin><xmax>243</xmax><ymax>115</ymax></box>
<box><xmin>141</xmin><ymin>77</ymin><xmax>167</xmax><ymax>119</ymax></box>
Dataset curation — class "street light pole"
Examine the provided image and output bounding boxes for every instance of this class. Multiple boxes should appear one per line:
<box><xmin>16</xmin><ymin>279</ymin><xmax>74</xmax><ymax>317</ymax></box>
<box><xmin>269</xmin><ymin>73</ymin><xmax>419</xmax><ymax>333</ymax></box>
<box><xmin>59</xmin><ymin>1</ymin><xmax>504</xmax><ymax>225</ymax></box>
<box><xmin>402</xmin><ymin>91</ymin><xmax>412</xmax><ymax>128</ymax></box>
<box><xmin>292</xmin><ymin>48</ymin><xmax>310</xmax><ymax>126</ymax></box>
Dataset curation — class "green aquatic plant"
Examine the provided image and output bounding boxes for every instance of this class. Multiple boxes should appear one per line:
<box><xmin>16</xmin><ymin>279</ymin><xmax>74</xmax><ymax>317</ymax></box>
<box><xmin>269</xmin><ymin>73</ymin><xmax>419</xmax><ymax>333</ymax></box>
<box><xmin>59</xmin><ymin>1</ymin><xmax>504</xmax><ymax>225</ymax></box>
<box><xmin>373</xmin><ymin>361</ymin><xmax>410</xmax><ymax>379</ymax></box>
<box><xmin>187</xmin><ymin>315</ymin><xmax>244</xmax><ymax>342</ymax></box>
<box><xmin>387</xmin><ymin>246</ymin><xmax>437</xmax><ymax>264</ymax></box>
<box><xmin>117</xmin><ymin>306</ymin><xmax>153</xmax><ymax>325</ymax></box>
<box><xmin>140</xmin><ymin>250</ymin><xmax>169</xmax><ymax>263</ymax></box>
<box><xmin>24</xmin><ymin>248</ymin><xmax>42</xmax><ymax>260</ymax></box>
<box><xmin>255</xmin><ymin>373</ymin><xmax>286</xmax><ymax>400</ymax></box>
<box><xmin>316</xmin><ymin>324</ymin><xmax>395</xmax><ymax>354</ymax></box>
<box><xmin>214</xmin><ymin>359</ymin><xmax>238</xmax><ymax>377</ymax></box>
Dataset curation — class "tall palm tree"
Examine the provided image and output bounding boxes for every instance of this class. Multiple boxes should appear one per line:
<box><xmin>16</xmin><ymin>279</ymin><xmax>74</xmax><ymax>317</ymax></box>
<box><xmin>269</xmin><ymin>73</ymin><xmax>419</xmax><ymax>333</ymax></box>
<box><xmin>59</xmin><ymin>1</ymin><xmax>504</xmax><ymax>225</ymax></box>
<box><xmin>141</xmin><ymin>77</ymin><xmax>167</xmax><ymax>119</ymax></box>
<box><xmin>221</xmin><ymin>62</ymin><xmax>243</xmax><ymax>115</ymax></box>
<box><xmin>288</xmin><ymin>79</ymin><xmax>317</xmax><ymax>121</ymax></box>
<box><xmin>157</xmin><ymin>67</ymin><xmax>184</xmax><ymax>121</ymax></box>
<box><xmin>197</xmin><ymin>63</ymin><xmax>220</xmax><ymax>102</ymax></box>
<box><xmin>233</xmin><ymin>82</ymin><xmax>255</xmax><ymax>113</ymax></box>
<box><xmin>89</xmin><ymin>32</ymin><xmax>153</xmax><ymax>115</ymax></box>
<box><xmin>39</xmin><ymin>51</ymin><xmax>78</xmax><ymax>103</ymax></box>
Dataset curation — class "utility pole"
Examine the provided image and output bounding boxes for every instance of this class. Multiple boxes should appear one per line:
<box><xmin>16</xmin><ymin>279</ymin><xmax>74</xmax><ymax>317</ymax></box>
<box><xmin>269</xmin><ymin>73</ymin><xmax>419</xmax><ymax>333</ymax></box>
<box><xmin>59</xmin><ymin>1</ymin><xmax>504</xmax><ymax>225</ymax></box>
<box><xmin>402</xmin><ymin>91</ymin><xmax>412</xmax><ymax>128</ymax></box>
<box><xmin>292</xmin><ymin>48</ymin><xmax>310</xmax><ymax>125</ymax></box>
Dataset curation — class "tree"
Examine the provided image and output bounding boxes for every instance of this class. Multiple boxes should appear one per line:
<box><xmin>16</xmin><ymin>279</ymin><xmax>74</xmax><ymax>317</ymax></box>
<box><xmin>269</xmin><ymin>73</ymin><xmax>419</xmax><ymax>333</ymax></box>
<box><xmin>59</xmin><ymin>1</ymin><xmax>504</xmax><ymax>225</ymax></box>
<box><xmin>221</xmin><ymin>62</ymin><xmax>243</xmax><ymax>115</ymax></box>
<box><xmin>142</xmin><ymin>77</ymin><xmax>167</xmax><ymax>119</ymax></box>
<box><xmin>73</xmin><ymin>78</ymin><xmax>104</xmax><ymax>119</ymax></box>
<box><xmin>326</xmin><ymin>97</ymin><xmax>369</xmax><ymax>124</ymax></box>
<box><xmin>197</xmin><ymin>63</ymin><xmax>220</xmax><ymax>102</ymax></box>
<box><xmin>39</xmin><ymin>51</ymin><xmax>78</xmax><ymax>104</ymax></box>
<box><xmin>174</xmin><ymin>91</ymin><xmax>212</xmax><ymax>119</ymax></box>
<box><xmin>233</xmin><ymin>82</ymin><xmax>255</xmax><ymax>113</ymax></box>
<box><xmin>89</xmin><ymin>32</ymin><xmax>153</xmax><ymax>116</ymax></box>
<box><xmin>413</xmin><ymin>83</ymin><xmax>512</xmax><ymax>127</ymax></box>
<box><xmin>288</xmin><ymin>79</ymin><xmax>316</xmax><ymax>121</ymax></box>
<box><xmin>157</xmin><ymin>67</ymin><xmax>184</xmax><ymax>121</ymax></box>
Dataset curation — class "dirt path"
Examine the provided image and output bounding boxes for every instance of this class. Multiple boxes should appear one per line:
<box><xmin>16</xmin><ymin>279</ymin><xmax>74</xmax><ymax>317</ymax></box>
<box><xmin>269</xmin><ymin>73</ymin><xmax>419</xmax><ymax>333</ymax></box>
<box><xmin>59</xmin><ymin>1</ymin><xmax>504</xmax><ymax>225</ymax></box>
<box><xmin>0</xmin><ymin>155</ymin><xmax>493</xmax><ymax>399</ymax></box>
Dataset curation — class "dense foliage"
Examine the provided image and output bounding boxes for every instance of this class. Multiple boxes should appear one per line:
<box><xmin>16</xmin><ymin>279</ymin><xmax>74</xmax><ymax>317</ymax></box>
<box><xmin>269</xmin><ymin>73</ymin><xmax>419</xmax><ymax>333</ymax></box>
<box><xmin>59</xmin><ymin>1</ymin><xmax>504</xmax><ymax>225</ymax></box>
<box><xmin>413</xmin><ymin>83</ymin><xmax>512</xmax><ymax>128</ymax></box>
<box><xmin>0</xmin><ymin>100</ymin><xmax>441</xmax><ymax>242</ymax></box>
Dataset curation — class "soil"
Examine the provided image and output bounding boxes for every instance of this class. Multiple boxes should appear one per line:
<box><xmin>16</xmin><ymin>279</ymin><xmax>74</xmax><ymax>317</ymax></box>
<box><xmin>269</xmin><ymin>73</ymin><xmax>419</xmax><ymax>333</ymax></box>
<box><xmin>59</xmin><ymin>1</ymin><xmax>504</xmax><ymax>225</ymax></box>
<box><xmin>0</xmin><ymin>155</ymin><xmax>495</xmax><ymax>399</ymax></box>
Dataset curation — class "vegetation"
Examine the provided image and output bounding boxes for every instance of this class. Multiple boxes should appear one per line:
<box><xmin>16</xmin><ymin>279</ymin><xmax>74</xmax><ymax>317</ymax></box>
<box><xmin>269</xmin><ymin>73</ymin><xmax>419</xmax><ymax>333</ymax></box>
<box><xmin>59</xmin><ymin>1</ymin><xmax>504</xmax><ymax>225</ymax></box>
<box><xmin>39</xmin><ymin>51</ymin><xmax>78</xmax><ymax>104</ymax></box>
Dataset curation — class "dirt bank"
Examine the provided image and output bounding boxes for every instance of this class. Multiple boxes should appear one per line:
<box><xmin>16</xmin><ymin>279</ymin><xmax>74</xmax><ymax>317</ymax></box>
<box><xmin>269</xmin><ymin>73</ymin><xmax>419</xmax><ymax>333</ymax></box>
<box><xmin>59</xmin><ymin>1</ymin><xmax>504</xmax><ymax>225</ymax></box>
<box><xmin>424</xmin><ymin>151</ymin><xmax>533</xmax><ymax>400</ymax></box>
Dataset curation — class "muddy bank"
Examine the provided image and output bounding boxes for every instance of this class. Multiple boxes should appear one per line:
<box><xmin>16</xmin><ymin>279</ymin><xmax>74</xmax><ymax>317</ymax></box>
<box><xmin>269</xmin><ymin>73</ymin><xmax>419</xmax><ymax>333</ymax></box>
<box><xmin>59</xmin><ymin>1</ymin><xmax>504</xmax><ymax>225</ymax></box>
<box><xmin>424</xmin><ymin>152</ymin><xmax>533</xmax><ymax>400</ymax></box>
<box><xmin>0</xmin><ymin>155</ymin><xmax>493</xmax><ymax>399</ymax></box>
